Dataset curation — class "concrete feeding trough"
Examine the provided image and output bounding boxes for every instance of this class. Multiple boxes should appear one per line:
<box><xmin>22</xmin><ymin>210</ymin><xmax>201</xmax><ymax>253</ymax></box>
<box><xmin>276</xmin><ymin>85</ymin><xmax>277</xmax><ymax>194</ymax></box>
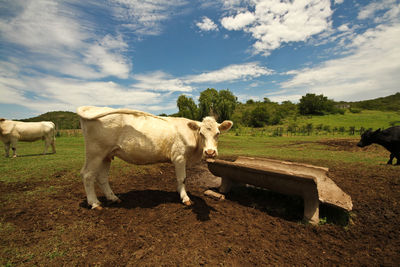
<box><xmin>206</xmin><ymin>156</ymin><xmax>353</xmax><ymax>225</ymax></box>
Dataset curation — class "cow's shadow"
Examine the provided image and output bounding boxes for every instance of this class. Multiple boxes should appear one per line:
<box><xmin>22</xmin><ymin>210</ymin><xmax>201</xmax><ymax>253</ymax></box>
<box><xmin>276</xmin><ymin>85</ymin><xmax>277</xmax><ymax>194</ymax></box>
<box><xmin>80</xmin><ymin>189</ymin><xmax>215</xmax><ymax>222</ymax></box>
<box><xmin>226</xmin><ymin>185</ymin><xmax>350</xmax><ymax>226</ymax></box>
<box><xmin>11</xmin><ymin>152</ymin><xmax>55</xmax><ymax>158</ymax></box>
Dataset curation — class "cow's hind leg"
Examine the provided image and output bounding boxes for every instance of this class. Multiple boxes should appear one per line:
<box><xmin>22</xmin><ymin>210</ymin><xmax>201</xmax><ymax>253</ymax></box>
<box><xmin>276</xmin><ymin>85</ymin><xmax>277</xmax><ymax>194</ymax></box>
<box><xmin>96</xmin><ymin>159</ymin><xmax>121</xmax><ymax>204</ymax></box>
<box><xmin>173</xmin><ymin>156</ymin><xmax>192</xmax><ymax>206</ymax></box>
<box><xmin>394</xmin><ymin>152</ymin><xmax>400</xmax><ymax>165</ymax></box>
<box><xmin>43</xmin><ymin>138</ymin><xmax>50</xmax><ymax>155</ymax></box>
<box><xmin>51</xmin><ymin>138</ymin><xmax>56</xmax><ymax>154</ymax></box>
<box><xmin>10</xmin><ymin>140</ymin><xmax>17</xmax><ymax>158</ymax></box>
<box><xmin>81</xmin><ymin>156</ymin><xmax>104</xmax><ymax>209</ymax></box>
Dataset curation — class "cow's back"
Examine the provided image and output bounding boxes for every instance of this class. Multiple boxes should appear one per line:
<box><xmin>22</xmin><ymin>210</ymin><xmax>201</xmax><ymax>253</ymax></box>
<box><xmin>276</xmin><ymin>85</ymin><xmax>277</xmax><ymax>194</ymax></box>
<box><xmin>385</xmin><ymin>126</ymin><xmax>400</xmax><ymax>150</ymax></box>
<box><xmin>14</xmin><ymin>121</ymin><xmax>55</xmax><ymax>141</ymax></box>
<box><xmin>80</xmin><ymin>114</ymin><xmax>196</xmax><ymax>164</ymax></box>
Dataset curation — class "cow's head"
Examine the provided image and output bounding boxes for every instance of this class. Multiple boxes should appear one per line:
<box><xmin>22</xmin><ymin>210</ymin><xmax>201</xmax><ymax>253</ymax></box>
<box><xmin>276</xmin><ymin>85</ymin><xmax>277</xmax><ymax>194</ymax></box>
<box><xmin>0</xmin><ymin>118</ymin><xmax>6</xmax><ymax>135</ymax></box>
<box><xmin>357</xmin><ymin>128</ymin><xmax>380</xmax><ymax>147</ymax></box>
<box><xmin>188</xmin><ymin>116</ymin><xmax>233</xmax><ymax>159</ymax></box>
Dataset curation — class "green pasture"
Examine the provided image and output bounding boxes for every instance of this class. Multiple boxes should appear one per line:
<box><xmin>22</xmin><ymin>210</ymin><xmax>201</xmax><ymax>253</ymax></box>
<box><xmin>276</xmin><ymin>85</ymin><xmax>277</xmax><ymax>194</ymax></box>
<box><xmin>0</xmin><ymin>132</ymin><xmax>392</xmax><ymax>185</ymax></box>
<box><xmin>219</xmin><ymin>134</ymin><xmax>389</xmax><ymax>167</ymax></box>
<box><xmin>289</xmin><ymin>110</ymin><xmax>400</xmax><ymax>129</ymax></box>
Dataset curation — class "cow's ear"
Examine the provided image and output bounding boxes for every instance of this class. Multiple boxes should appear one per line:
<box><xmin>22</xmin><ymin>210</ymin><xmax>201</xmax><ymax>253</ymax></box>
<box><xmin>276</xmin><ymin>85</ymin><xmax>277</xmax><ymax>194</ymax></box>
<box><xmin>219</xmin><ymin>120</ymin><xmax>233</xmax><ymax>132</ymax></box>
<box><xmin>373</xmin><ymin>128</ymin><xmax>381</xmax><ymax>135</ymax></box>
<box><xmin>187</xmin><ymin>121</ymin><xmax>200</xmax><ymax>131</ymax></box>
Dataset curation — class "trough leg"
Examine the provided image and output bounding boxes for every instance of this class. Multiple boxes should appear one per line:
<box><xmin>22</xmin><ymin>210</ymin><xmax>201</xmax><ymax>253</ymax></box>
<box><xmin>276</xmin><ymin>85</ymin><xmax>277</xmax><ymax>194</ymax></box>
<box><xmin>303</xmin><ymin>194</ymin><xmax>320</xmax><ymax>225</ymax></box>
<box><xmin>219</xmin><ymin>177</ymin><xmax>232</xmax><ymax>194</ymax></box>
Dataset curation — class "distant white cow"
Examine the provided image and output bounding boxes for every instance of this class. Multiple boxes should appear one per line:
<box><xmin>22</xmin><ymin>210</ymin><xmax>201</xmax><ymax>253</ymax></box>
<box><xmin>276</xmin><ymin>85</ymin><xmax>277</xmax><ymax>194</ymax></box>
<box><xmin>77</xmin><ymin>106</ymin><xmax>233</xmax><ymax>209</ymax></box>
<box><xmin>0</xmin><ymin>119</ymin><xmax>56</xmax><ymax>158</ymax></box>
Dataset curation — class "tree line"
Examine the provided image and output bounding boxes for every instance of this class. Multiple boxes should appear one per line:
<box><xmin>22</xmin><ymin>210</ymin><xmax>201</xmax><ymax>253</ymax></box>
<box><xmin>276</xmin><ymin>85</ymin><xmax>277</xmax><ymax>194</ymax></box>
<box><xmin>18</xmin><ymin>91</ymin><xmax>399</xmax><ymax>130</ymax></box>
<box><xmin>175</xmin><ymin>89</ymin><xmax>348</xmax><ymax>127</ymax></box>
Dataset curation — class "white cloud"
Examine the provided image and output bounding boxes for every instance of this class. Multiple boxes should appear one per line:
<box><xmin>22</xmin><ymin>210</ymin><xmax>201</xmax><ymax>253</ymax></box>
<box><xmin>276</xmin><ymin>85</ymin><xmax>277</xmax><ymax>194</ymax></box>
<box><xmin>357</xmin><ymin>0</ymin><xmax>397</xmax><ymax>20</ymax></box>
<box><xmin>196</xmin><ymin>16</ymin><xmax>219</xmax><ymax>31</ymax></box>
<box><xmin>0</xmin><ymin>74</ymin><xmax>162</xmax><ymax>114</ymax></box>
<box><xmin>133</xmin><ymin>71</ymin><xmax>193</xmax><ymax>92</ymax></box>
<box><xmin>186</xmin><ymin>62</ymin><xmax>272</xmax><ymax>83</ymax></box>
<box><xmin>221</xmin><ymin>11</ymin><xmax>255</xmax><ymax>30</ymax></box>
<box><xmin>0</xmin><ymin>0</ymin><xmax>132</xmax><ymax>80</ymax></box>
<box><xmin>338</xmin><ymin>24</ymin><xmax>350</xmax><ymax>32</ymax></box>
<box><xmin>268</xmin><ymin>94</ymin><xmax>303</xmax><ymax>103</ymax></box>
<box><xmin>0</xmin><ymin>0</ymin><xmax>87</xmax><ymax>52</ymax></box>
<box><xmin>84</xmin><ymin>35</ymin><xmax>131</xmax><ymax>79</ymax></box>
<box><xmin>220</xmin><ymin>0</ymin><xmax>333</xmax><ymax>55</ymax></box>
<box><xmin>110</xmin><ymin>0</ymin><xmax>188</xmax><ymax>35</ymax></box>
<box><xmin>281</xmin><ymin>23</ymin><xmax>400</xmax><ymax>101</ymax></box>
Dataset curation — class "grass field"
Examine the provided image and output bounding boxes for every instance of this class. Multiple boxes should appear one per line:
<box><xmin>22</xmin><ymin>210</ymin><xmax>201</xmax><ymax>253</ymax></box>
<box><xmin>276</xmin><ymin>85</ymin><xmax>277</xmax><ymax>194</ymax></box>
<box><xmin>218</xmin><ymin>134</ymin><xmax>390</xmax><ymax>166</ymax></box>
<box><xmin>0</xmin><ymin>131</ymin><xmax>392</xmax><ymax>185</ymax></box>
<box><xmin>289</xmin><ymin>110</ymin><xmax>400</xmax><ymax>129</ymax></box>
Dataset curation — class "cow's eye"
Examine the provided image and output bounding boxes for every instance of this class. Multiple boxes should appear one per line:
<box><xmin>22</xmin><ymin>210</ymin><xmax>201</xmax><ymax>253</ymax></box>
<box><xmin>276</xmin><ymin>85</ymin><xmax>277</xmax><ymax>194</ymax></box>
<box><xmin>214</xmin><ymin>132</ymin><xmax>220</xmax><ymax>139</ymax></box>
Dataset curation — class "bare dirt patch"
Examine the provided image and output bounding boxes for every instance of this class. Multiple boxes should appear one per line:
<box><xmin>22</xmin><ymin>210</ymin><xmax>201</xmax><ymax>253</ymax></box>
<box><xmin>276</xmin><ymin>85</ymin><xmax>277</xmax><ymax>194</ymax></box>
<box><xmin>1</xmin><ymin>158</ymin><xmax>400</xmax><ymax>266</ymax></box>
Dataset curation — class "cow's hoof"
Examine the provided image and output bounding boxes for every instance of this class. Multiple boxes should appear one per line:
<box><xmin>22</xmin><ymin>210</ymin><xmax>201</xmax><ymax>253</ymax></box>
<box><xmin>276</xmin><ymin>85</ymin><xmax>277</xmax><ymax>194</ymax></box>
<box><xmin>183</xmin><ymin>200</ymin><xmax>193</xmax><ymax>206</ymax></box>
<box><xmin>91</xmin><ymin>204</ymin><xmax>103</xmax><ymax>210</ymax></box>
<box><xmin>12</xmin><ymin>155</ymin><xmax>17</xmax><ymax>158</ymax></box>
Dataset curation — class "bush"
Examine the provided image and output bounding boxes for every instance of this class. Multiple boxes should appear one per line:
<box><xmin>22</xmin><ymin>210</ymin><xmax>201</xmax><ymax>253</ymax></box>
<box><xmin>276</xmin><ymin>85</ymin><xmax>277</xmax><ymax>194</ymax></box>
<box><xmin>349</xmin><ymin>108</ymin><xmax>362</xmax><ymax>113</ymax></box>
<box><xmin>249</xmin><ymin>105</ymin><xmax>269</xmax><ymax>127</ymax></box>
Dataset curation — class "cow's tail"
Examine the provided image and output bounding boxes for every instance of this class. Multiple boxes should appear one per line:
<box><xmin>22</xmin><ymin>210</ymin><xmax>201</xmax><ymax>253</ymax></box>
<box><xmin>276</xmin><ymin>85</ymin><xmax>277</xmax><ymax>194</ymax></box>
<box><xmin>77</xmin><ymin>106</ymin><xmax>165</xmax><ymax>121</ymax></box>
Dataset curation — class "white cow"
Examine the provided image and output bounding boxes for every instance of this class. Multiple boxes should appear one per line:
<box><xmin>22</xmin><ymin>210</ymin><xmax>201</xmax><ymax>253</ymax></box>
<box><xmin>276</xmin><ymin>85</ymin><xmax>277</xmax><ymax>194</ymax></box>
<box><xmin>0</xmin><ymin>119</ymin><xmax>56</xmax><ymax>158</ymax></box>
<box><xmin>77</xmin><ymin>106</ymin><xmax>233</xmax><ymax>209</ymax></box>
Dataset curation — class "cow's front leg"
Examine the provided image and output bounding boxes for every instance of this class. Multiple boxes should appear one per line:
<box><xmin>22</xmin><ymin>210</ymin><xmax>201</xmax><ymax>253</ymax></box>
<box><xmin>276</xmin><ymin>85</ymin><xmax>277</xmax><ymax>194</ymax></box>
<box><xmin>4</xmin><ymin>143</ymin><xmax>10</xmax><ymax>158</ymax></box>
<box><xmin>387</xmin><ymin>153</ymin><xmax>394</xmax><ymax>165</ymax></box>
<box><xmin>173</xmin><ymin>156</ymin><xmax>192</xmax><ymax>206</ymax></box>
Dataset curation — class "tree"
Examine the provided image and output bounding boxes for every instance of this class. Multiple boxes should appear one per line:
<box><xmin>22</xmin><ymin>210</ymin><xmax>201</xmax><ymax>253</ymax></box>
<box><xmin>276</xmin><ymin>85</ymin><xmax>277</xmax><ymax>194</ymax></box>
<box><xmin>298</xmin><ymin>93</ymin><xmax>337</xmax><ymax>115</ymax></box>
<box><xmin>198</xmin><ymin>88</ymin><xmax>219</xmax><ymax>119</ymax></box>
<box><xmin>177</xmin><ymin>95</ymin><xmax>198</xmax><ymax>120</ymax></box>
<box><xmin>249</xmin><ymin>105</ymin><xmax>269</xmax><ymax>127</ymax></box>
<box><xmin>198</xmin><ymin>88</ymin><xmax>237</xmax><ymax>122</ymax></box>
<box><xmin>216</xmin><ymin>89</ymin><xmax>237</xmax><ymax>122</ymax></box>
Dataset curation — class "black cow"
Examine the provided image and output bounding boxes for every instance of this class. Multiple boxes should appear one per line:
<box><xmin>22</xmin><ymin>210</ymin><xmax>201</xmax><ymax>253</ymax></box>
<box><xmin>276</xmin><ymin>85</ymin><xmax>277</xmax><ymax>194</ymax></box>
<box><xmin>357</xmin><ymin>126</ymin><xmax>400</xmax><ymax>165</ymax></box>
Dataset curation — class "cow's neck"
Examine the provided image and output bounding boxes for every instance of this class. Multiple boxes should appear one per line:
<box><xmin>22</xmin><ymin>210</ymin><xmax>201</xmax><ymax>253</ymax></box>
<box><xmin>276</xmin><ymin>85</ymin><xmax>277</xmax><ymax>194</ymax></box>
<box><xmin>374</xmin><ymin>136</ymin><xmax>391</xmax><ymax>150</ymax></box>
<box><xmin>190</xmin><ymin>131</ymin><xmax>203</xmax><ymax>163</ymax></box>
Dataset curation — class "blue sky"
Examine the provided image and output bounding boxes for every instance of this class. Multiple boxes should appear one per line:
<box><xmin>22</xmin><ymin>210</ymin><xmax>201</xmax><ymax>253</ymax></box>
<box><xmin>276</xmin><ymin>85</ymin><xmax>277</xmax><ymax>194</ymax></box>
<box><xmin>1</xmin><ymin>0</ymin><xmax>399</xmax><ymax>119</ymax></box>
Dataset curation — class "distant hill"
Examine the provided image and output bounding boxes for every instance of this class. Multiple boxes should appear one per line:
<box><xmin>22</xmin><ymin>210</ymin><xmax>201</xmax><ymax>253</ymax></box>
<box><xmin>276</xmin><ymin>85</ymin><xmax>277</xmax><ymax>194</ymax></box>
<box><xmin>337</xmin><ymin>92</ymin><xmax>400</xmax><ymax>111</ymax></box>
<box><xmin>18</xmin><ymin>93</ymin><xmax>399</xmax><ymax>130</ymax></box>
<box><xmin>20</xmin><ymin>111</ymin><xmax>80</xmax><ymax>129</ymax></box>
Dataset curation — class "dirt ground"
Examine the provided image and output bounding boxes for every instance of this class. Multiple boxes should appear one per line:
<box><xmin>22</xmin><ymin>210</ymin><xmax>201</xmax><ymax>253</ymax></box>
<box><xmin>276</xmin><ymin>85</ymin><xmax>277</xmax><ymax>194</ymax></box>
<box><xmin>1</xmin><ymin>140</ymin><xmax>400</xmax><ymax>266</ymax></box>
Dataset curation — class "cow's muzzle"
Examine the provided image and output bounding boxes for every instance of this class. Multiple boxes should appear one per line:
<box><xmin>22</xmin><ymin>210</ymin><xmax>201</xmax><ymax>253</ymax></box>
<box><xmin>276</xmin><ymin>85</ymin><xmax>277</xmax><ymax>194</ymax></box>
<box><xmin>204</xmin><ymin>149</ymin><xmax>217</xmax><ymax>158</ymax></box>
